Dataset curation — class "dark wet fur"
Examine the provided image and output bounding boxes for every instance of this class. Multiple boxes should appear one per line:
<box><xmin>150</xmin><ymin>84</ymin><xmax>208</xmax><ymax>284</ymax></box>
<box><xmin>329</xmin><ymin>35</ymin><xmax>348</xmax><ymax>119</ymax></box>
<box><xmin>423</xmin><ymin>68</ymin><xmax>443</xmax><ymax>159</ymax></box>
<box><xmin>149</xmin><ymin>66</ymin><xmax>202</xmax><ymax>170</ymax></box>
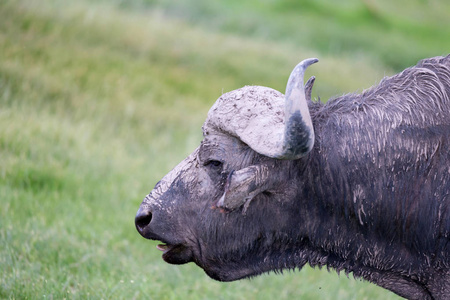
<box><xmin>137</xmin><ymin>56</ymin><xmax>450</xmax><ymax>300</ymax></box>
<box><xmin>206</xmin><ymin>56</ymin><xmax>450</xmax><ymax>299</ymax></box>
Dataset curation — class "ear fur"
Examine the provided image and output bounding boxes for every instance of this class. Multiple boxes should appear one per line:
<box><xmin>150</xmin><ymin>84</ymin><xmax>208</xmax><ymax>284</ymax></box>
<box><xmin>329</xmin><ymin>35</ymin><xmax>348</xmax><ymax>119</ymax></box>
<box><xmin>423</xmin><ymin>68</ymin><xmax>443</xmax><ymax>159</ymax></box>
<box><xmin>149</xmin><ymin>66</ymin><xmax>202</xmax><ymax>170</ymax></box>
<box><xmin>216</xmin><ymin>164</ymin><xmax>273</xmax><ymax>212</ymax></box>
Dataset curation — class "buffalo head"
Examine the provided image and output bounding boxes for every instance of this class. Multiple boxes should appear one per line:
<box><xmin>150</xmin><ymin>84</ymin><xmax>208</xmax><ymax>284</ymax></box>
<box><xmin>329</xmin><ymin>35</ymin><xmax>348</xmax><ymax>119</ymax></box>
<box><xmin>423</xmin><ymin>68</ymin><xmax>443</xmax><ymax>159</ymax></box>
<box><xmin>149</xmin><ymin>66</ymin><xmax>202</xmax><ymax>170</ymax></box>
<box><xmin>135</xmin><ymin>58</ymin><xmax>319</xmax><ymax>281</ymax></box>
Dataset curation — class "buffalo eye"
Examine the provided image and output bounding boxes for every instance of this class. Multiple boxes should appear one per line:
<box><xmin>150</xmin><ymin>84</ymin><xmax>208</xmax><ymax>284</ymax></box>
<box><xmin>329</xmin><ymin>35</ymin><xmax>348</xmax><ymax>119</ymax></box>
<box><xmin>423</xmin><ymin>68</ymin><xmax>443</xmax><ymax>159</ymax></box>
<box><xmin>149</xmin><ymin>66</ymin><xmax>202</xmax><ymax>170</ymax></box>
<box><xmin>204</xmin><ymin>160</ymin><xmax>224</xmax><ymax>177</ymax></box>
<box><xmin>204</xmin><ymin>160</ymin><xmax>223</xmax><ymax>169</ymax></box>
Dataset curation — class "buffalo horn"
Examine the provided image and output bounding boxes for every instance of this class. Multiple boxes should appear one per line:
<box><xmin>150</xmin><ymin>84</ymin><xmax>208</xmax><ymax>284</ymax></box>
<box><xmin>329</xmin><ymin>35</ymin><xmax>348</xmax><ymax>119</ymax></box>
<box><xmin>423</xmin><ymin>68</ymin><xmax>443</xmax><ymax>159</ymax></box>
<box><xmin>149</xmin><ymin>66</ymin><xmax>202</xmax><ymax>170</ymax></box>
<box><xmin>275</xmin><ymin>58</ymin><xmax>318</xmax><ymax>159</ymax></box>
<box><xmin>202</xmin><ymin>58</ymin><xmax>318</xmax><ymax>161</ymax></box>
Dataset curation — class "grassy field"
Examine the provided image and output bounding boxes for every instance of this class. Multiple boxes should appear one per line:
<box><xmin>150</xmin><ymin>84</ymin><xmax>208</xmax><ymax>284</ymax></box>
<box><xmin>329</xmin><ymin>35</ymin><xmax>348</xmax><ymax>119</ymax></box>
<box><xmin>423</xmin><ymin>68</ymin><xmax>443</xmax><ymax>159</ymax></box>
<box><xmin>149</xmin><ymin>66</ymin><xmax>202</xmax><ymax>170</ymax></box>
<box><xmin>1</xmin><ymin>0</ymin><xmax>448</xmax><ymax>299</ymax></box>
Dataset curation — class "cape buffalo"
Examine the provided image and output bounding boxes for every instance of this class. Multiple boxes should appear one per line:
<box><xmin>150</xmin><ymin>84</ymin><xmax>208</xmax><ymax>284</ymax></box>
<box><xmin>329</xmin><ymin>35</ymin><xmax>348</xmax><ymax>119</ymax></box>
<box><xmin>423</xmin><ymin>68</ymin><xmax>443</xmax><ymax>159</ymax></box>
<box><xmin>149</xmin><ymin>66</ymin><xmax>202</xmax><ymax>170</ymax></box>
<box><xmin>135</xmin><ymin>55</ymin><xmax>450</xmax><ymax>299</ymax></box>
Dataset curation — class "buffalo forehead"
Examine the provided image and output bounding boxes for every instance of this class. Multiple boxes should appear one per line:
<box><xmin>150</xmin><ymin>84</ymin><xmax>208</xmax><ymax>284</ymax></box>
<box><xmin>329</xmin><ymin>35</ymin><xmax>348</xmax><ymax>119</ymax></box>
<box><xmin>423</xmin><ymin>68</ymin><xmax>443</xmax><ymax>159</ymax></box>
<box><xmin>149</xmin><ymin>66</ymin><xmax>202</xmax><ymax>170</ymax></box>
<box><xmin>203</xmin><ymin>86</ymin><xmax>285</xmax><ymax>154</ymax></box>
<box><xmin>143</xmin><ymin>148</ymin><xmax>199</xmax><ymax>210</ymax></box>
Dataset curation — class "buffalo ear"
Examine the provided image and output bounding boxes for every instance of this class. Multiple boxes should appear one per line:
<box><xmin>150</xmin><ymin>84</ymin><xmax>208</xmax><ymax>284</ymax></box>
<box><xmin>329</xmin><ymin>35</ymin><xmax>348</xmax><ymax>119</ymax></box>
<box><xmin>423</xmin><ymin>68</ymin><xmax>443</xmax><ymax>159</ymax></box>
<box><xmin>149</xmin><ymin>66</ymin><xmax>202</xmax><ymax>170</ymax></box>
<box><xmin>215</xmin><ymin>164</ymin><xmax>275</xmax><ymax>213</ymax></box>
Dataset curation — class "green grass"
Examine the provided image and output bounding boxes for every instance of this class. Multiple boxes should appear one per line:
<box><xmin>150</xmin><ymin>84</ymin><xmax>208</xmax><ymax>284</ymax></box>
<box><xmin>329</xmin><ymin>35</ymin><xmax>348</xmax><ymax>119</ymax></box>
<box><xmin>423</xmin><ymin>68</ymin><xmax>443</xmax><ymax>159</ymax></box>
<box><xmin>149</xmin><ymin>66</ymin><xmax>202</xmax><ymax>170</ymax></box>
<box><xmin>127</xmin><ymin>0</ymin><xmax>450</xmax><ymax>71</ymax></box>
<box><xmin>1</xmin><ymin>0</ymin><xmax>447</xmax><ymax>298</ymax></box>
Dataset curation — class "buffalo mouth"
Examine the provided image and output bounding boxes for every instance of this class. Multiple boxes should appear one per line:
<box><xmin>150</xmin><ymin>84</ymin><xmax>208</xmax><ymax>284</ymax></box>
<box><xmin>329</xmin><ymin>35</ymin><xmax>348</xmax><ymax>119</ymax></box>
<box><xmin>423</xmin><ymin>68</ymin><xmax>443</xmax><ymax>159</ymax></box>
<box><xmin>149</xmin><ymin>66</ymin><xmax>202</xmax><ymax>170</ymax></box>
<box><xmin>155</xmin><ymin>242</ymin><xmax>193</xmax><ymax>265</ymax></box>
<box><xmin>135</xmin><ymin>209</ymin><xmax>193</xmax><ymax>265</ymax></box>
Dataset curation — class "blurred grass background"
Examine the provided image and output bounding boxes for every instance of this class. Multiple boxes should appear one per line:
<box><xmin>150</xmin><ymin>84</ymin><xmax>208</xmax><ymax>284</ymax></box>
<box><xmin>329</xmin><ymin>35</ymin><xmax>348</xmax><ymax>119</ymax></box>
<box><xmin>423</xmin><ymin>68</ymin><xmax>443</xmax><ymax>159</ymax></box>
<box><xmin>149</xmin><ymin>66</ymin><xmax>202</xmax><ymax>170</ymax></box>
<box><xmin>1</xmin><ymin>0</ymin><xmax>448</xmax><ymax>299</ymax></box>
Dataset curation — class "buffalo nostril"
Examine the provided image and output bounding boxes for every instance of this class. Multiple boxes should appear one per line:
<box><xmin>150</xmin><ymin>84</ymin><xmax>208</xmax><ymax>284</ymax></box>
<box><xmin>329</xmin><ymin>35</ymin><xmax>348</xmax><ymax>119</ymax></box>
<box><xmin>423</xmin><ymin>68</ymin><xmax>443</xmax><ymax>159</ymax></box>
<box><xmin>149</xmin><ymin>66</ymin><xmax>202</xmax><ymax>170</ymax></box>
<box><xmin>135</xmin><ymin>207</ymin><xmax>152</xmax><ymax>234</ymax></box>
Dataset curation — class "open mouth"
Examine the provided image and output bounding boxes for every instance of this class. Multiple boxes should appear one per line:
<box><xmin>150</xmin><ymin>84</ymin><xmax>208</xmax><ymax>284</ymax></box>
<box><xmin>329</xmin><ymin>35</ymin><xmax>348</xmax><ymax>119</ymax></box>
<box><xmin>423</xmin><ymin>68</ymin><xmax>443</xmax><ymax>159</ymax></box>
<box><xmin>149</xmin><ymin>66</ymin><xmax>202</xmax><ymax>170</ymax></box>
<box><xmin>156</xmin><ymin>243</ymin><xmax>173</xmax><ymax>253</ymax></box>
<box><xmin>156</xmin><ymin>243</ymin><xmax>193</xmax><ymax>265</ymax></box>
